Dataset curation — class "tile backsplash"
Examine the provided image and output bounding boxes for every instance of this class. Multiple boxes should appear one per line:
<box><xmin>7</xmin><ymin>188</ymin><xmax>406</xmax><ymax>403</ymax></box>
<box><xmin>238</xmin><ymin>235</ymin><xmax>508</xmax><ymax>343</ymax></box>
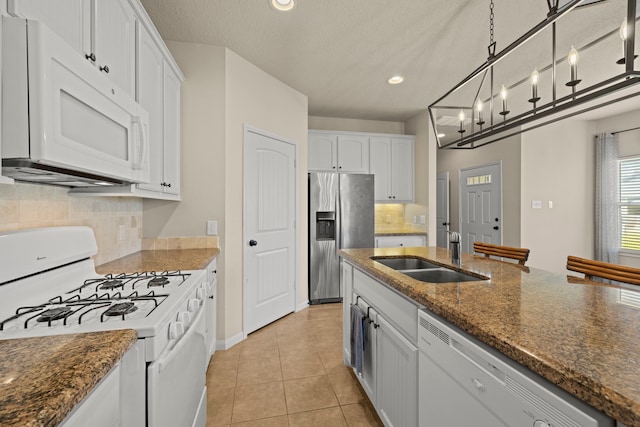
<box><xmin>375</xmin><ymin>204</ymin><xmax>405</xmax><ymax>227</ymax></box>
<box><xmin>0</xmin><ymin>182</ymin><xmax>142</xmax><ymax>266</ymax></box>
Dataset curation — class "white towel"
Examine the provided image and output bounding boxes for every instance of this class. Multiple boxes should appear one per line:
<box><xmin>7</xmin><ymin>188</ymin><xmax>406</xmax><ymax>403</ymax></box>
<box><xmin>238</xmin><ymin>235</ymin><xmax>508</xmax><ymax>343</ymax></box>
<box><xmin>350</xmin><ymin>303</ymin><xmax>366</xmax><ymax>374</ymax></box>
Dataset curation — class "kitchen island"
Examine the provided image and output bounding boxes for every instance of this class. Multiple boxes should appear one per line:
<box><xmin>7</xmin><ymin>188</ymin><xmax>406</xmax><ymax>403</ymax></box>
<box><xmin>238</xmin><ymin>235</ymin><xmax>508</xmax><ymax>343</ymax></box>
<box><xmin>340</xmin><ymin>246</ymin><xmax>640</xmax><ymax>426</ymax></box>
<box><xmin>0</xmin><ymin>330</ymin><xmax>137</xmax><ymax>427</ymax></box>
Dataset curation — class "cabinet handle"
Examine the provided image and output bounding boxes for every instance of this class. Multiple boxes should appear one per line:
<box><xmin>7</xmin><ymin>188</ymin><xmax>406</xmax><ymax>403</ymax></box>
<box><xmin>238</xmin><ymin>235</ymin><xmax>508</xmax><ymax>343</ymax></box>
<box><xmin>100</xmin><ymin>65</ymin><xmax>110</xmax><ymax>74</ymax></box>
<box><xmin>373</xmin><ymin>323</ymin><xmax>380</xmax><ymax>329</ymax></box>
<box><xmin>166</xmin><ymin>183</ymin><xmax>171</xmax><ymax>188</ymax></box>
<box><xmin>85</xmin><ymin>52</ymin><xmax>96</xmax><ymax>62</ymax></box>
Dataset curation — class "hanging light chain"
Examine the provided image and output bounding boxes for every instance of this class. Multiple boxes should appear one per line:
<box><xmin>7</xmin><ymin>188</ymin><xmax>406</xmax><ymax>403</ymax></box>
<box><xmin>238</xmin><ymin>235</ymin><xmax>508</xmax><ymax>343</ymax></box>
<box><xmin>487</xmin><ymin>0</ymin><xmax>497</xmax><ymax>59</ymax></box>
<box><xmin>489</xmin><ymin>0</ymin><xmax>495</xmax><ymax>46</ymax></box>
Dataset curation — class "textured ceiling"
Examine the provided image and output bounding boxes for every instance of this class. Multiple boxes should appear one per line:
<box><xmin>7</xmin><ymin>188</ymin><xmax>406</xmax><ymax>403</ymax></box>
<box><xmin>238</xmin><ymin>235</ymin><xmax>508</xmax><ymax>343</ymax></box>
<box><xmin>139</xmin><ymin>0</ymin><xmax>629</xmax><ymax>122</ymax></box>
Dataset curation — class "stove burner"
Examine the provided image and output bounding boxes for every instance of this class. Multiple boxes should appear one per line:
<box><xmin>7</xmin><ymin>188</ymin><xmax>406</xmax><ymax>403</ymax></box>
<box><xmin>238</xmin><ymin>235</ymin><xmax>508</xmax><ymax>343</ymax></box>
<box><xmin>37</xmin><ymin>307</ymin><xmax>72</xmax><ymax>322</ymax></box>
<box><xmin>104</xmin><ymin>302</ymin><xmax>138</xmax><ymax>317</ymax></box>
<box><xmin>148</xmin><ymin>277</ymin><xmax>170</xmax><ymax>287</ymax></box>
<box><xmin>100</xmin><ymin>279</ymin><xmax>124</xmax><ymax>290</ymax></box>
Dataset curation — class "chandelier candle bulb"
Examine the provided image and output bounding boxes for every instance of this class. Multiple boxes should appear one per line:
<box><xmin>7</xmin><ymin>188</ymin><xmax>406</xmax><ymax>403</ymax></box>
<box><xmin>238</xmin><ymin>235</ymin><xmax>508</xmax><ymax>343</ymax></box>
<box><xmin>621</xmin><ymin>20</ymin><xmax>628</xmax><ymax>58</ymax></box>
<box><xmin>531</xmin><ymin>69</ymin><xmax>539</xmax><ymax>99</ymax></box>
<box><xmin>476</xmin><ymin>99</ymin><xmax>485</xmax><ymax>125</ymax></box>
<box><xmin>567</xmin><ymin>46</ymin><xmax>581</xmax><ymax>86</ymax></box>
<box><xmin>499</xmin><ymin>85</ymin><xmax>509</xmax><ymax>116</ymax></box>
<box><xmin>458</xmin><ymin>110</ymin><xmax>466</xmax><ymax>134</ymax></box>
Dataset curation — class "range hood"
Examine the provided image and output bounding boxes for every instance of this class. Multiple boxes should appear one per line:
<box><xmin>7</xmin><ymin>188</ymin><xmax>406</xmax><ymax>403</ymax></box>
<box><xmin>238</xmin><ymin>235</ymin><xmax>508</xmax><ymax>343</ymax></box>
<box><xmin>2</xmin><ymin>160</ymin><xmax>130</xmax><ymax>187</ymax></box>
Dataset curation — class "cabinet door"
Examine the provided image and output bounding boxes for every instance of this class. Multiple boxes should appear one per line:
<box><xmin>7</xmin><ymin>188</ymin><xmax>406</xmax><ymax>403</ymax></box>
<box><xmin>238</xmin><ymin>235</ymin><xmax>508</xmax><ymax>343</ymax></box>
<box><xmin>341</xmin><ymin>261</ymin><xmax>354</xmax><ymax>363</ymax></box>
<box><xmin>93</xmin><ymin>0</ymin><xmax>136</xmax><ymax>97</ymax></box>
<box><xmin>308</xmin><ymin>133</ymin><xmax>337</xmax><ymax>171</ymax></box>
<box><xmin>337</xmin><ymin>135</ymin><xmax>369</xmax><ymax>173</ymax></box>
<box><xmin>359</xmin><ymin>301</ymin><xmax>377</xmax><ymax>405</ymax></box>
<box><xmin>376</xmin><ymin>315</ymin><xmax>418</xmax><ymax>427</ymax></box>
<box><xmin>376</xmin><ymin>235</ymin><xmax>425</xmax><ymax>248</ymax></box>
<box><xmin>391</xmin><ymin>138</ymin><xmax>414</xmax><ymax>202</ymax></box>
<box><xmin>369</xmin><ymin>137</ymin><xmax>392</xmax><ymax>201</ymax></box>
<box><xmin>136</xmin><ymin>25</ymin><xmax>164</xmax><ymax>193</ymax></box>
<box><xmin>162</xmin><ymin>62</ymin><xmax>181</xmax><ymax>195</ymax></box>
<box><xmin>8</xmin><ymin>0</ymin><xmax>91</xmax><ymax>55</ymax></box>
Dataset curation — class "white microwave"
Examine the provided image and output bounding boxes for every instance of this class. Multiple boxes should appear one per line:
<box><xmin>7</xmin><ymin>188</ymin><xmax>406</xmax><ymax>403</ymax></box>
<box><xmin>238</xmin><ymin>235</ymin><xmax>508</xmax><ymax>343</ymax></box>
<box><xmin>1</xmin><ymin>18</ymin><xmax>150</xmax><ymax>187</ymax></box>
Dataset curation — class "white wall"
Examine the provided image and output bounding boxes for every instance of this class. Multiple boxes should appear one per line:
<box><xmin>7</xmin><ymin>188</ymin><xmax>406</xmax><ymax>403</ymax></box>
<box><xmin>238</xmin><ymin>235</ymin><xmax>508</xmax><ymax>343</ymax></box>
<box><xmin>144</xmin><ymin>43</ymin><xmax>308</xmax><ymax>343</ymax></box>
<box><xmin>404</xmin><ymin>111</ymin><xmax>433</xmax><ymax>238</ymax></box>
<box><xmin>225</xmin><ymin>49</ymin><xmax>308</xmax><ymax>340</ymax></box>
<box><xmin>437</xmin><ymin>135</ymin><xmax>522</xmax><ymax>248</ymax></box>
<box><xmin>520</xmin><ymin>120</ymin><xmax>596</xmax><ymax>274</ymax></box>
<box><xmin>309</xmin><ymin>116</ymin><xmax>404</xmax><ymax>134</ymax></box>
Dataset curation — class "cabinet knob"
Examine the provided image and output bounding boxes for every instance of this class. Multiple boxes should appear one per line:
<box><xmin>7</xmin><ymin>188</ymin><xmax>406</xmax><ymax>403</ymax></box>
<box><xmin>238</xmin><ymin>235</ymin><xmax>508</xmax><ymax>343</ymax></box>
<box><xmin>249</xmin><ymin>240</ymin><xmax>258</xmax><ymax>247</ymax></box>
<box><xmin>392</xmin><ymin>196</ymin><xmax>396</xmax><ymax>199</ymax></box>
<box><xmin>338</xmin><ymin>166</ymin><xmax>342</xmax><ymax>169</ymax></box>
<box><xmin>99</xmin><ymin>65</ymin><xmax>110</xmax><ymax>74</ymax></box>
<box><xmin>85</xmin><ymin>52</ymin><xmax>96</xmax><ymax>62</ymax></box>
<box><xmin>332</xmin><ymin>166</ymin><xmax>336</xmax><ymax>169</ymax></box>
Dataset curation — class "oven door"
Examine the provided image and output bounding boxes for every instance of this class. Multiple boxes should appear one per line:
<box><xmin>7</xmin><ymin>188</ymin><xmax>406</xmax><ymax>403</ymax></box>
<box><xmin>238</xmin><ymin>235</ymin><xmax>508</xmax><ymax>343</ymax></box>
<box><xmin>147</xmin><ymin>302</ymin><xmax>207</xmax><ymax>427</ymax></box>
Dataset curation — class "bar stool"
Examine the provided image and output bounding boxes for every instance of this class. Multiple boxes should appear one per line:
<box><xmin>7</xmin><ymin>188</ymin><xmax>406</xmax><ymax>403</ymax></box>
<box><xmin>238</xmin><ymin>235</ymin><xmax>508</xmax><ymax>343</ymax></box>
<box><xmin>473</xmin><ymin>242</ymin><xmax>530</xmax><ymax>266</ymax></box>
<box><xmin>566</xmin><ymin>255</ymin><xmax>640</xmax><ymax>285</ymax></box>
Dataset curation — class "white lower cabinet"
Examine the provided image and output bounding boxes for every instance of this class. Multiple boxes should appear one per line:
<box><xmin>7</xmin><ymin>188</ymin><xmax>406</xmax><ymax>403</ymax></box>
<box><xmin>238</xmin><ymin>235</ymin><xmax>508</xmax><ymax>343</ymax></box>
<box><xmin>344</xmin><ymin>260</ymin><xmax>418</xmax><ymax>427</ymax></box>
<box><xmin>341</xmin><ymin>260</ymin><xmax>354</xmax><ymax>364</ymax></box>
<box><xmin>376</xmin><ymin>315</ymin><xmax>418</xmax><ymax>427</ymax></box>
<box><xmin>205</xmin><ymin>258</ymin><xmax>218</xmax><ymax>357</ymax></box>
<box><xmin>375</xmin><ymin>235</ymin><xmax>426</xmax><ymax>248</ymax></box>
<box><xmin>61</xmin><ymin>341</ymin><xmax>145</xmax><ymax>427</ymax></box>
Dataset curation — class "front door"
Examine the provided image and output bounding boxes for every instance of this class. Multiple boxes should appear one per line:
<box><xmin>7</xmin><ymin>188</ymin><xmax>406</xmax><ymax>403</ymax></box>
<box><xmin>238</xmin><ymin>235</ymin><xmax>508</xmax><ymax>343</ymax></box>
<box><xmin>459</xmin><ymin>163</ymin><xmax>502</xmax><ymax>253</ymax></box>
<box><xmin>436</xmin><ymin>172</ymin><xmax>450</xmax><ymax>248</ymax></box>
<box><xmin>244</xmin><ymin>127</ymin><xmax>296</xmax><ymax>334</ymax></box>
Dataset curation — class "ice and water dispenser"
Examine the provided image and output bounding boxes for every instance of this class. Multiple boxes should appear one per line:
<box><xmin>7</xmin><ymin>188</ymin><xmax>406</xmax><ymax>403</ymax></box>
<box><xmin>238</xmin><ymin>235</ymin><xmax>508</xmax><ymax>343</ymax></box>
<box><xmin>316</xmin><ymin>211</ymin><xmax>336</xmax><ymax>241</ymax></box>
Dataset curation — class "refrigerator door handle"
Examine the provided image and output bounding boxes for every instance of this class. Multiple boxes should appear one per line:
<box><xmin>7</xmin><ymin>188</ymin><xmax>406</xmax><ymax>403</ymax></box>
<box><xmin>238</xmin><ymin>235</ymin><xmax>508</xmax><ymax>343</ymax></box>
<box><xmin>335</xmin><ymin>189</ymin><xmax>342</xmax><ymax>256</ymax></box>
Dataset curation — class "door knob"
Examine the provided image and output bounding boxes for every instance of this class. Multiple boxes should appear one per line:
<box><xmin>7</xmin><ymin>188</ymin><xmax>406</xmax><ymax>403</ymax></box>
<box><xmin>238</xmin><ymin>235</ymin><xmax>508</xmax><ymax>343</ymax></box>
<box><xmin>442</xmin><ymin>222</ymin><xmax>450</xmax><ymax>226</ymax></box>
<box><xmin>493</xmin><ymin>226</ymin><xmax>499</xmax><ymax>230</ymax></box>
<box><xmin>249</xmin><ymin>240</ymin><xmax>258</xmax><ymax>246</ymax></box>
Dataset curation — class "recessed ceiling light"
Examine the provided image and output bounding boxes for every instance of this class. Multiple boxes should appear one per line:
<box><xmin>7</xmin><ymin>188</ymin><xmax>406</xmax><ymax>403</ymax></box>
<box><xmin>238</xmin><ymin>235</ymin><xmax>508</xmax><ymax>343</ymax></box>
<box><xmin>388</xmin><ymin>75</ymin><xmax>404</xmax><ymax>85</ymax></box>
<box><xmin>270</xmin><ymin>0</ymin><xmax>296</xmax><ymax>12</ymax></box>
<box><xmin>437</xmin><ymin>133</ymin><xmax>445</xmax><ymax>138</ymax></box>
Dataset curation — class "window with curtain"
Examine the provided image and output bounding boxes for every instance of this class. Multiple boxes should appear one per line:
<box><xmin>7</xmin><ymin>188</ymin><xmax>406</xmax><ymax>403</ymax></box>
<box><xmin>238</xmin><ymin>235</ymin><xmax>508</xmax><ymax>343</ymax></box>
<box><xmin>620</xmin><ymin>156</ymin><xmax>640</xmax><ymax>252</ymax></box>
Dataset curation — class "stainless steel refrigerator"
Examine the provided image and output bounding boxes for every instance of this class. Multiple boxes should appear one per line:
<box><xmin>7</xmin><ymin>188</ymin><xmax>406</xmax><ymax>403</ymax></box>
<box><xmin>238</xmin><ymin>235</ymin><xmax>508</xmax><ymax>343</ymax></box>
<box><xmin>308</xmin><ymin>173</ymin><xmax>375</xmax><ymax>304</ymax></box>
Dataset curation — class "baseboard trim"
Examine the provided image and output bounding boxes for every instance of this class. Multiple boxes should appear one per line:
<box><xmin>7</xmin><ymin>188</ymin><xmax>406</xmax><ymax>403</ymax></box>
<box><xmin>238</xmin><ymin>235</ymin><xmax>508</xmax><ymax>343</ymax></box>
<box><xmin>215</xmin><ymin>332</ymin><xmax>245</xmax><ymax>350</ymax></box>
<box><xmin>296</xmin><ymin>301</ymin><xmax>309</xmax><ymax>312</ymax></box>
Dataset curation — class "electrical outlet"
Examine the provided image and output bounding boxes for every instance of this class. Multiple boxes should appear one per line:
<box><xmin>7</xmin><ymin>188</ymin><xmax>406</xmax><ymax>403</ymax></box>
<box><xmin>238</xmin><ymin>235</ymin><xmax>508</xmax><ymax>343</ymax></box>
<box><xmin>419</xmin><ymin>215</ymin><xmax>426</xmax><ymax>225</ymax></box>
<box><xmin>413</xmin><ymin>215</ymin><xmax>417</xmax><ymax>224</ymax></box>
<box><xmin>118</xmin><ymin>225</ymin><xmax>125</xmax><ymax>241</ymax></box>
<box><xmin>207</xmin><ymin>221</ymin><xmax>218</xmax><ymax>236</ymax></box>
<box><xmin>548</xmin><ymin>200</ymin><xmax>554</xmax><ymax>208</ymax></box>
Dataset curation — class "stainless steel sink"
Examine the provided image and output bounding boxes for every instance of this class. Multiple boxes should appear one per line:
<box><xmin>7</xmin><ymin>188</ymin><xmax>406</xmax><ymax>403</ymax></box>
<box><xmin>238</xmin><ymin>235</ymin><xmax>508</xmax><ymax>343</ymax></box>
<box><xmin>372</xmin><ymin>257</ymin><xmax>441</xmax><ymax>270</ymax></box>
<box><xmin>403</xmin><ymin>268</ymin><xmax>485</xmax><ymax>283</ymax></box>
<box><xmin>371</xmin><ymin>256</ymin><xmax>487</xmax><ymax>283</ymax></box>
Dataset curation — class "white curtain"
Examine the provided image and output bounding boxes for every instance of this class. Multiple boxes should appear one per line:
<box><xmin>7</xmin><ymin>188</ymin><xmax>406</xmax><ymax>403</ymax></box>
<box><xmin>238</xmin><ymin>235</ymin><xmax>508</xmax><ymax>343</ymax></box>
<box><xmin>595</xmin><ymin>132</ymin><xmax>620</xmax><ymax>264</ymax></box>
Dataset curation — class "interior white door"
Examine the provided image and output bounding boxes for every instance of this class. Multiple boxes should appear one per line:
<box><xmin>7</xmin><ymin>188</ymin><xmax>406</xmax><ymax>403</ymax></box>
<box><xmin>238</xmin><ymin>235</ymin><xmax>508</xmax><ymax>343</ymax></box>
<box><xmin>459</xmin><ymin>163</ymin><xmax>502</xmax><ymax>253</ymax></box>
<box><xmin>244</xmin><ymin>127</ymin><xmax>296</xmax><ymax>334</ymax></box>
<box><xmin>436</xmin><ymin>171</ymin><xmax>450</xmax><ymax>248</ymax></box>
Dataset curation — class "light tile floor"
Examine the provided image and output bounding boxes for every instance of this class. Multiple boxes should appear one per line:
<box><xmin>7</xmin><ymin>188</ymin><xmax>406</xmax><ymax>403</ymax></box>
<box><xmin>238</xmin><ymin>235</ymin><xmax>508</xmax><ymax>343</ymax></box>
<box><xmin>206</xmin><ymin>303</ymin><xmax>384</xmax><ymax>426</ymax></box>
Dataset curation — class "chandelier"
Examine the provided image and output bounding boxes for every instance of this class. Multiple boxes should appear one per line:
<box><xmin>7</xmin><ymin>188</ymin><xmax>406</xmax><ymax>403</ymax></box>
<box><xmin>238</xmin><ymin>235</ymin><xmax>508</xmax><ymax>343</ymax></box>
<box><xmin>429</xmin><ymin>0</ymin><xmax>640</xmax><ymax>149</ymax></box>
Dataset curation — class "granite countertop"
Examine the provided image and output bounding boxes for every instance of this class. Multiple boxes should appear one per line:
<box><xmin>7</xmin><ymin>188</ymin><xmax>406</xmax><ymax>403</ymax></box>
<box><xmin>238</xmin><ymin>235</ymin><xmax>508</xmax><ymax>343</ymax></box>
<box><xmin>0</xmin><ymin>330</ymin><xmax>137</xmax><ymax>427</ymax></box>
<box><xmin>96</xmin><ymin>248</ymin><xmax>219</xmax><ymax>274</ymax></box>
<box><xmin>340</xmin><ymin>246</ymin><xmax>640</xmax><ymax>426</ymax></box>
<box><xmin>375</xmin><ymin>227</ymin><xmax>427</xmax><ymax>236</ymax></box>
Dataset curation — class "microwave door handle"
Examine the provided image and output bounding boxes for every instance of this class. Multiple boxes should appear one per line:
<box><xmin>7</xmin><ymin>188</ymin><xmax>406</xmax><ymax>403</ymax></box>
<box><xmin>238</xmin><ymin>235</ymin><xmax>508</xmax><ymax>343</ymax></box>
<box><xmin>131</xmin><ymin>116</ymin><xmax>147</xmax><ymax>170</ymax></box>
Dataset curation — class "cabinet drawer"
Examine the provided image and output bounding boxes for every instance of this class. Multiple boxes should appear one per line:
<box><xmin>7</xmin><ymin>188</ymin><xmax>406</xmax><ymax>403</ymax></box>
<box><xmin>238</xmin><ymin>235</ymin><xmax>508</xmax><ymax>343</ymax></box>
<box><xmin>353</xmin><ymin>268</ymin><xmax>417</xmax><ymax>341</ymax></box>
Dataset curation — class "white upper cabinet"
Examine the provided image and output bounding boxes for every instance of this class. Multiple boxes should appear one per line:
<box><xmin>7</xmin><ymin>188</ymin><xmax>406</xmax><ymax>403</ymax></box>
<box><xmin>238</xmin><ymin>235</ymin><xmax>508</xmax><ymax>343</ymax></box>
<box><xmin>337</xmin><ymin>135</ymin><xmax>369</xmax><ymax>173</ymax></box>
<box><xmin>308</xmin><ymin>133</ymin><xmax>337</xmax><ymax>171</ymax></box>
<box><xmin>65</xmin><ymin>0</ymin><xmax>184</xmax><ymax>199</ymax></box>
<box><xmin>9</xmin><ymin>0</ymin><xmax>136</xmax><ymax>98</ymax></box>
<box><xmin>93</xmin><ymin>0</ymin><xmax>136</xmax><ymax>97</ymax></box>
<box><xmin>369</xmin><ymin>136</ymin><xmax>414</xmax><ymax>203</ymax></box>
<box><xmin>308</xmin><ymin>131</ymin><xmax>369</xmax><ymax>173</ymax></box>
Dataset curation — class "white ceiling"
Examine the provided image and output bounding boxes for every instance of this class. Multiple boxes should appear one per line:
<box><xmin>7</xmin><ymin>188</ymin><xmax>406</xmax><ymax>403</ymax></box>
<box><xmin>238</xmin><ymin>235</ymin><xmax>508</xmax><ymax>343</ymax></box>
<box><xmin>139</xmin><ymin>0</ymin><xmax>632</xmax><ymax>123</ymax></box>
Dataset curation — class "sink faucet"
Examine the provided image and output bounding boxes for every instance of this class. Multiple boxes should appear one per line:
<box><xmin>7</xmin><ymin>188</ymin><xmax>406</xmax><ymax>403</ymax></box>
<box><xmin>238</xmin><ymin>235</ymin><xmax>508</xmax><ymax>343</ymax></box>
<box><xmin>448</xmin><ymin>231</ymin><xmax>461</xmax><ymax>266</ymax></box>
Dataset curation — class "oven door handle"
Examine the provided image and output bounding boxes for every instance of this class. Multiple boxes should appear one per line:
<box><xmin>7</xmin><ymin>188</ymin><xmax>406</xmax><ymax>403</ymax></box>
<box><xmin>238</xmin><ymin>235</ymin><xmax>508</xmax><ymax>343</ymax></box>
<box><xmin>157</xmin><ymin>303</ymin><xmax>205</xmax><ymax>372</ymax></box>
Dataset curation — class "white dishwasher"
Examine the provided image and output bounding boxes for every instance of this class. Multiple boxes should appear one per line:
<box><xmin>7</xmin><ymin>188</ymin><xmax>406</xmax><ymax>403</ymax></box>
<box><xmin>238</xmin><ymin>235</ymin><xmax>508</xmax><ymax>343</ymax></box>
<box><xmin>418</xmin><ymin>310</ymin><xmax>614</xmax><ymax>427</ymax></box>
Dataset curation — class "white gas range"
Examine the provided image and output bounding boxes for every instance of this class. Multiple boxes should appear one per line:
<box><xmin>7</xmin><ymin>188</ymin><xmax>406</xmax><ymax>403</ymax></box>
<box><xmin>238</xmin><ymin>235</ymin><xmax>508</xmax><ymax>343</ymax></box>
<box><xmin>0</xmin><ymin>226</ymin><xmax>209</xmax><ymax>427</ymax></box>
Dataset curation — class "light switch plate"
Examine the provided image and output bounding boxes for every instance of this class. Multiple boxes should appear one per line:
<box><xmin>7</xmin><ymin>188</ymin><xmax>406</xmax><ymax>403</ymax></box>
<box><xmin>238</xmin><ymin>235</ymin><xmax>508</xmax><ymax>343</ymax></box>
<box><xmin>532</xmin><ymin>200</ymin><xmax>542</xmax><ymax>209</ymax></box>
<box><xmin>207</xmin><ymin>221</ymin><xmax>218</xmax><ymax>236</ymax></box>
